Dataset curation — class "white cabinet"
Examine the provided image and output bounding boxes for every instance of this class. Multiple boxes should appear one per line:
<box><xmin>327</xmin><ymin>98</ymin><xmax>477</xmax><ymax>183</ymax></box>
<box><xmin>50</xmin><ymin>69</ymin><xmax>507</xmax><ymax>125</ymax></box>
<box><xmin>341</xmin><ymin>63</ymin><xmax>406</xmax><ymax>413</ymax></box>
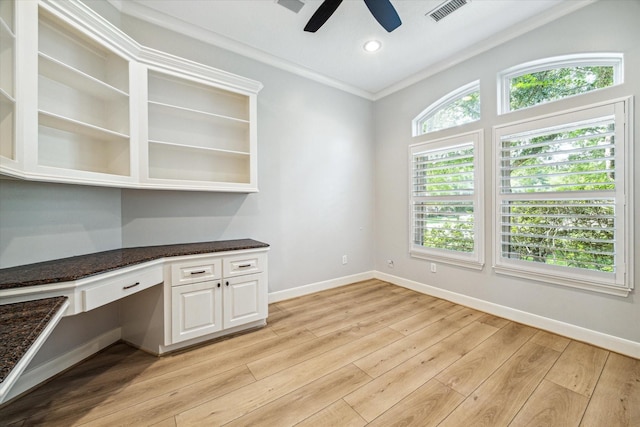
<box><xmin>169</xmin><ymin>250</ymin><xmax>268</xmax><ymax>346</ymax></box>
<box><xmin>224</xmin><ymin>273</ymin><xmax>264</xmax><ymax>329</ymax></box>
<box><xmin>0</xmin><ymin>0</ymin><xmax>16</xmax><ymax>168</ymax></box>
<box><xmin>142</xmin><ymin>69</ymin><xmax>257</xmax><ymax>191</ymax></box>
<box><xmin>35</xmin><ymin>7</ymin><xmax>134</xmax><ymax>184</ymax></box>
<box><xmin>171</xmin><ymin>279</ymin><xmax>223</xmax><ymax>343</ymax></box>
<box><xmin>1</xmin><ymin>0</ymin><xmax>262</xmax><ymax>192</ymax></box>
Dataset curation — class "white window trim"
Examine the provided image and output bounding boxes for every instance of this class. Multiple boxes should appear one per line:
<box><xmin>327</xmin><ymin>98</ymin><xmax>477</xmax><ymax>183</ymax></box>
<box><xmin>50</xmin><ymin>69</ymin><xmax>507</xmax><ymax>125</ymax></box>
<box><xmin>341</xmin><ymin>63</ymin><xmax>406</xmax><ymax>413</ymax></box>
<box><xmin>498</xmin><ymin>53</ymin><xmax>624</xmax><ymax>115</ymax></box>
<box><xmin>412</xmin><ymin>80</ymin><xmax>480</xmax><ymax>137</ymax></box>
<box><xmin>409</xmin><ymin>129</ymin><xmax>484</xmax><ymax>270</ymax></box>
<box><xmin>492</xmin><ymin>97</ymin><xmax>634</xmax><ymax>297</ymax></box>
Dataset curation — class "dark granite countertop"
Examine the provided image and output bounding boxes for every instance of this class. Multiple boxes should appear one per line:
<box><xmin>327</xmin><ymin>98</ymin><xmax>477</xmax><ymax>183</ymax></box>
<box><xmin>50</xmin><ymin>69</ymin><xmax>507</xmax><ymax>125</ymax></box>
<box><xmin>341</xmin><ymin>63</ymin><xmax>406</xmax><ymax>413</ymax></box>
<box><xmin>0</xmin><ymin>239</ymin><xmax>269</xmax><ymax>291</ymax></box>
<box><xmin>0</xmin><ymin>297</ymin><xmax>68</xmax><ymax>383</ymax></box>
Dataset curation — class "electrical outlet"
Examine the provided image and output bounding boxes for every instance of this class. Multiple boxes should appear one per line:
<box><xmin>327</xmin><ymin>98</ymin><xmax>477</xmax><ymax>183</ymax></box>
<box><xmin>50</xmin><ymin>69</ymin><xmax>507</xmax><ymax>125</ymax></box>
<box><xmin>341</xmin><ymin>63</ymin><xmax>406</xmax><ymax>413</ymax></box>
<box><xmin>342</xmin><ymin>255</ymin><xmax>348</xmax><ymax>265</ymax></box>
<box><xmin>430</xmin><ymin>263</ymin><xmax>437</xmax><ymax>273</ymax></box>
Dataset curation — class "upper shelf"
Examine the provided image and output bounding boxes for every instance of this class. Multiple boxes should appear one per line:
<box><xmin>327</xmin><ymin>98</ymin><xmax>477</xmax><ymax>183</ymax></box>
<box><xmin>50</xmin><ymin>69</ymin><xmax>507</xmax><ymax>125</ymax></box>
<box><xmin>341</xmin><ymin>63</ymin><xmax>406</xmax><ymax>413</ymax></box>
<box><xmin>148</xmin><ymin>71</ymin><xmax>250</xmax><ymax>122</ymax></box>
<box><xmin>39</xmin><ymin>53</ymin><xmax>129</xmax><ymax>101</ymax></box>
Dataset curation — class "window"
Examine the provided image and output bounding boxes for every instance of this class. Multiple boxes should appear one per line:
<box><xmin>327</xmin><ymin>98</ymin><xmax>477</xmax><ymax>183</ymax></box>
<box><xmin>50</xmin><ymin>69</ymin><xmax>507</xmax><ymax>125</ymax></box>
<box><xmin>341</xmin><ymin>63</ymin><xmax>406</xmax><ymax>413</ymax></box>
<box><xmin>499</xmin><ymin>53</ymin><xmax>623</xmax><ymax>114</ymax></box>
<box><xmin>413</xmin><ymin>81</ymin><xmax>480</xmax><ymax>136</ymax></box>
<box><xmin>410</xmin><ymin>130</ymin><xmax>484</xmax><ymax>269</ymax></box>
<box><xmin>494</xmin><ymin>98</ymin><xmax>633</xmax><ymax>296</ymax></box>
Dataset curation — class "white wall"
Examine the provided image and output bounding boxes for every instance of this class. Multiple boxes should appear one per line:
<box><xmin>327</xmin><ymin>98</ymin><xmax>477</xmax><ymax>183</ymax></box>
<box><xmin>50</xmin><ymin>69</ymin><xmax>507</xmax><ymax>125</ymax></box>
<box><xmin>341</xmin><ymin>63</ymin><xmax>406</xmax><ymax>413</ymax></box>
<box><xmin>373</xmin><ymin>0</ymin><xmax>640</xmax><ymax>344</ymax></box>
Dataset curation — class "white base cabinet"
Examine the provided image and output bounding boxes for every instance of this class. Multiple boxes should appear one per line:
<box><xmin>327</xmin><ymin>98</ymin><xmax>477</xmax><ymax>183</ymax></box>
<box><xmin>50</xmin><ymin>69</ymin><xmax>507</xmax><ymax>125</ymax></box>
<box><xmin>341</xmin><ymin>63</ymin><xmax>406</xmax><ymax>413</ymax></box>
<box><xmin>171</xmin><ymin>280</ymin><xmax>223</xmax><ymax>343</ymax></box>
<box><xmin>169</xmin><ymin>251</ymin><xmax>267</xmax><ymax>346</ymax></box>
<box><xmin>120</xmin><ymin>247</ymin><xmax>268</xmax><ymax>355</ymax></box>
<box><xmin>224</xmin><ymin>273</ymin><xmax>264</xmax><ymax>329</ymax></box>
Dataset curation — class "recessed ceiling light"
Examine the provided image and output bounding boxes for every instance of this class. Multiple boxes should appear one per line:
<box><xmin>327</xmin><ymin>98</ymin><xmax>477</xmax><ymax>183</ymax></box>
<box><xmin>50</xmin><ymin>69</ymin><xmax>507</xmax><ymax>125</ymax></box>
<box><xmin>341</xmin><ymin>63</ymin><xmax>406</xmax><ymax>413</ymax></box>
<box><xmin>363</xmin><ymin>40</ymin><xmax>382</xmax><ymax>53</ymax></box>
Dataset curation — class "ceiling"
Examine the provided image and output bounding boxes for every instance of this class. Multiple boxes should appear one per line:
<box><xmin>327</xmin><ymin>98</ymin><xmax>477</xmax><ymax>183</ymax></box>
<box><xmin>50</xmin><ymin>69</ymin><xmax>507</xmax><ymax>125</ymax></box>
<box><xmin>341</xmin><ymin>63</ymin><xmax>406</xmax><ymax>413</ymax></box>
<box><xmin>112</xmin><ymin>0</ymin><xmax>594</xmax><ymax>99</ymax></box>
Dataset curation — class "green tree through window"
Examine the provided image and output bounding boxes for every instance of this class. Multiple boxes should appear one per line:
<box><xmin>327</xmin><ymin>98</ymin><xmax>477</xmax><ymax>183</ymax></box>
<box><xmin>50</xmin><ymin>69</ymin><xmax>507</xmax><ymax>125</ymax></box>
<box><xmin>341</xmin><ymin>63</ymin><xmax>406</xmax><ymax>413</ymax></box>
<box><xmin>510</xmin><ymin>66</ymin><xmax>614</xmax><ymax>111</ymax></box>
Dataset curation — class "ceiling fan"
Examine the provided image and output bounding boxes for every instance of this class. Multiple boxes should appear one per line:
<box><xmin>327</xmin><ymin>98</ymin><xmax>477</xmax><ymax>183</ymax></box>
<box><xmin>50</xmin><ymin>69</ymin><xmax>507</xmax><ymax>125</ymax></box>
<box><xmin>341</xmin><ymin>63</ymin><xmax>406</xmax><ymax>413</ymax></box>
<box><xmin>304</xmin><ymin>0</ymin><xmax>402</xmax><ymax>33</ymax></box>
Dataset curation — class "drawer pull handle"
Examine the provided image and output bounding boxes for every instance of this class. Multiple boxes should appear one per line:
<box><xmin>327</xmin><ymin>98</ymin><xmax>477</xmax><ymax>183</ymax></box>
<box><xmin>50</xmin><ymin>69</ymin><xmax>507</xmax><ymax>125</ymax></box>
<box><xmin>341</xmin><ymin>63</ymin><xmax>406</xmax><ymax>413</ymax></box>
<box><xmin>190</xmin><ymin>270</ymin><xmax>207</xmax><ymax>275</ymax></box>
<box><xmin>238</xmin><ymin>264</ymin><xmax>252</xmax><ymax>268</ymax></box>
<box><xmin>123</xmin><ymin>282</ymin><xmax>140</xmax><ymax>290</ymax></box>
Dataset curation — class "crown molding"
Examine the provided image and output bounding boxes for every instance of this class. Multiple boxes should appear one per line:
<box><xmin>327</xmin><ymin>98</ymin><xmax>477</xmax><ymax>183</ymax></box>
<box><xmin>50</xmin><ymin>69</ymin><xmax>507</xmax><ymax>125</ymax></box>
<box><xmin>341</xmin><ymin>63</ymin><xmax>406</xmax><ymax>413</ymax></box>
<box><xmin>108</xmin><ymin>0</ymin><xmax>596</xmax><ymax>102</ymax></box>
<box><xmin>108</xmin><ymin>0</ymin><xmax>376</xmax><ymax>101</ymax></box>
<box><xmin>372</xmin><ymin>0</ymin><xmax>597</xmax><ymax>100</ymax></box>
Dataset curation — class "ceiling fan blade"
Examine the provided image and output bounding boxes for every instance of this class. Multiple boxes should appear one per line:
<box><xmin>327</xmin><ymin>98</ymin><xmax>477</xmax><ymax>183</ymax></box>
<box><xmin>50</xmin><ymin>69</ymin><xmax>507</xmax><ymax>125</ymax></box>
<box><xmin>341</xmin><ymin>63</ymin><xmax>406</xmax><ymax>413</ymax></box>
<box><xmin>304</xmin><ymin>0</ymin><xmax>343</xmax><ymax>32</ymax></box>
<box><xmin>363</xmin><ymin>0</ymin><xmax>402</xmax><ymax>32</ymax></box>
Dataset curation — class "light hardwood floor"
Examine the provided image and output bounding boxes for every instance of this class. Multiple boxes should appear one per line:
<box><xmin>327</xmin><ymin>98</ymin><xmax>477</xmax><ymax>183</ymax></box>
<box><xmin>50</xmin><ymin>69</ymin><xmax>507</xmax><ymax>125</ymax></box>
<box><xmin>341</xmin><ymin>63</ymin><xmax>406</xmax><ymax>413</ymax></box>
<box><xmin>1</xmin><ymin>279</ymin><xmax>638</xmax><ymax>426</ymax></box>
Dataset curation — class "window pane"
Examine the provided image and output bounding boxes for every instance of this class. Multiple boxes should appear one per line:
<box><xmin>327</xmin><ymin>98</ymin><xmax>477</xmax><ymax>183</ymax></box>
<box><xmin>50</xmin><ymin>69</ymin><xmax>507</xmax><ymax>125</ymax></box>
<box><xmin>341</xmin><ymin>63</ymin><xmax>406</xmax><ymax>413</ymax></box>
<box><xmin>500</xmin><ymin>121</ymin><xmax>615</xmax><ymax>193</ymax></box>
<box><xmin>500</xmin><ymin>199</ymin><xmax>615</xmax><ymax>273</ymax></box>
<box><xmin>413</xmin><ymin>145</ymin><xmax>474</xmax><ymax>197</ymax></box>
<box><xmin>421</xmin><ymin>91</ymin><xmax>480</xmax><ymax>134</ymax></box>
<box><xmin>498</xmin><ymin>111</ymin><xmax>621</xmax><ymax>277</ymax></box>
<box><xmin>412</xmin><ymin>142</ymin><xmax>477</xmax><ymax>255</ymax></box>
<box><xmin>414</xmin><ymin>201</ymin><xmax>475</xmax><ymax>253</ymax></box>
<box><xmin>509</xmin><ymin>66</ymin><xmax>615</xmax><ymax>111</ymax></box>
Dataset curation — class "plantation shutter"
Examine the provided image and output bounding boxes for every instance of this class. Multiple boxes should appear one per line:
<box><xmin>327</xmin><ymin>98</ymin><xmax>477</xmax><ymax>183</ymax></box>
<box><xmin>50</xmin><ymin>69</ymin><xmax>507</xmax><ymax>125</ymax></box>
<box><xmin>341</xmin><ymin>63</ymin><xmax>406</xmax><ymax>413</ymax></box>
<box><xmin>499</xmin><ymin>118</ymin><xmax>616</xmax><ymax>272</ymax></box>
<box><xmin>494</xmin><ymin>99</ymin><xmax>632</xmax><ymax>295</ymax></box>
<box><xmin>409</xmin><ymin>131</ymin><xmax>483</xmax><ymax>269</ymax></box>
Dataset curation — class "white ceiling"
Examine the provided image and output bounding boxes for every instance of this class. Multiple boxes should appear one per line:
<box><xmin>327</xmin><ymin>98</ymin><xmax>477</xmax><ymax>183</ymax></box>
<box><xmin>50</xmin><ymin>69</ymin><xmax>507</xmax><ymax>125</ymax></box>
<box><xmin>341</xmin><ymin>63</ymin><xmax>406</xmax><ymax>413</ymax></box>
<box><xmin>112</xmin><ymin>0</ymin><xmax>594</xmax><ymax>99</ymax></box>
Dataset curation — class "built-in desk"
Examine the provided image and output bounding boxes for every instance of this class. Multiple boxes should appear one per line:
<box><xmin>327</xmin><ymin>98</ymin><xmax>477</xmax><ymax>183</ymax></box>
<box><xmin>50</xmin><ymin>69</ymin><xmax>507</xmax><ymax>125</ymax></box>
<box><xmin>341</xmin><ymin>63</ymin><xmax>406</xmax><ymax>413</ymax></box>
<box><xmin>0</xmin><ymin>239</ymin><xmax>269</xmax><ymax>404</ymax></box>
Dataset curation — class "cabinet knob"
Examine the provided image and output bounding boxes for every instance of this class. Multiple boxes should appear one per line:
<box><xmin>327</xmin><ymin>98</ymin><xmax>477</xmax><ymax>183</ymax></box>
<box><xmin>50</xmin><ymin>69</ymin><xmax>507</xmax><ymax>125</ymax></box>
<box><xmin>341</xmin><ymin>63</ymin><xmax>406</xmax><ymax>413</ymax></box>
<box><xmin>217</xmin><ymin>283</ymin><xmax>221</xmax><ymax>288</ymax></box>
<box><xmin>226</xmin><ymin>281</ymin><xmax>229</xmax><ymax>286</ymax></box>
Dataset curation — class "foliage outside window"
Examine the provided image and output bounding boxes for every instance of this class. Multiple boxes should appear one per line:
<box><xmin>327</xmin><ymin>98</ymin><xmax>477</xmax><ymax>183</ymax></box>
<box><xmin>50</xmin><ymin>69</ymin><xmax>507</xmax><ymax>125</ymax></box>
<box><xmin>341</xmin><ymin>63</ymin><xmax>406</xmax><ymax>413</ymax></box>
<box><xmin>499</xmin><ymin>53</ymin><xmax>623</xmax><ymax>113</ymax></box>
<box><xmin>410</xmin><ymin>130</ymin><xmax>484</xmax><ymax>269</ymax></box>
<box><xmin>494</xmin><ymin>99</ymin><xmax>633</xmax><ymax>296</ymax></box>
<box><xmin>413</xmin><ymin>81</ymin><xmax>480</xmax><ymax>136</ymax></box>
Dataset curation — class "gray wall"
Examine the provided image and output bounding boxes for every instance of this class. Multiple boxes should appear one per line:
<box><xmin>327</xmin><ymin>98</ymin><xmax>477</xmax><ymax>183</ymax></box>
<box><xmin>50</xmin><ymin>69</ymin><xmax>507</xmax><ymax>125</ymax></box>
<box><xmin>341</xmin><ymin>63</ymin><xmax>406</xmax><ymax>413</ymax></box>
<box><xmin>373</xmin><ymin>0</ymin><xmax>640</xmax><ymax>343</ymax></box>
<box><xmin>0</xmin><ymin>180</ymin><xmax>122</xmax><ymax>268</ymax></box>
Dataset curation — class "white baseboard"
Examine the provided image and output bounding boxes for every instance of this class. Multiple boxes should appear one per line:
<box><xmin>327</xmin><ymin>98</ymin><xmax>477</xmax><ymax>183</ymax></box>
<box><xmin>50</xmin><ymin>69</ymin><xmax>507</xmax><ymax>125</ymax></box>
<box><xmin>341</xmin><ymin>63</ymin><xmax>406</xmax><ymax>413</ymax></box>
<box><xmin>268</xmin><ymin>271</ymin><xmax>375</xmax><ymax>303</ymax></box>
<box><xmin>375</xmin><ymin>271</ymin><xmax>640</xmax><ymax>359</ymax></box>
<box><xmin>6</xmin><ymin>327</ymin><xmax>122</xmax><ymax>403</ymax></box>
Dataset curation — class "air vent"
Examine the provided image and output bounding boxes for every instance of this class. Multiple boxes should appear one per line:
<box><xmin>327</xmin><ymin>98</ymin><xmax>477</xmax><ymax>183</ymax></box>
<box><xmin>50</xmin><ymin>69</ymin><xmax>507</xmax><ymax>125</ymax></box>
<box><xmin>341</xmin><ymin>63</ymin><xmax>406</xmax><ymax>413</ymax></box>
<box><xmin>427</xmin><ymin>0</ymin><xmax>468</xmax><ymax>22</ymax></box>
<box><xmin>276</xmin><ymin>0</ymin><xmax>305</xmax><ymax>14</ymax></box>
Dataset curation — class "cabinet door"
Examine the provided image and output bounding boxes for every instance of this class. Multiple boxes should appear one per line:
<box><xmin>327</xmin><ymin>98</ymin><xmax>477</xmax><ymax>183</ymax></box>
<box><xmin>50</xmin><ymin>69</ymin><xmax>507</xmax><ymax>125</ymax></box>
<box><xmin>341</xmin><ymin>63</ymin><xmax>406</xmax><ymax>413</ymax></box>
<box><xmin>223</xmin><ymin>273</ymin><xmax>267</xmax><ymax>329</ymax></box>
<box><xmin>171</xmin><ymin>280</ymin><xmax>222</xmax><ymax>344</ymax></box>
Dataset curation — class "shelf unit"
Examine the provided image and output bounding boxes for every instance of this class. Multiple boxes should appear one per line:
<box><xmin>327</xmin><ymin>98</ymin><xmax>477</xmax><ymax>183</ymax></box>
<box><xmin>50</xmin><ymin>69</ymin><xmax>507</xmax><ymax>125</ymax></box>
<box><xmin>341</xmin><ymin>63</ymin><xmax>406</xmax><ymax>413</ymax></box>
<box><xmin>144</xmin><ymin>70</ymin><xmax>255</xmax><ymax>189</ymax></box>
<box><xmin>1</xmin><ymin>0</ymin><xmax>262</xmax><ymax>191</ymax></box>
<box><xmin>36</xmin><ymin>9</ymin><xmax>132</xmax><ymax>179</ymax></box>
<box><xmin>0</xmin><ymin>0</ymin><xmax>16</xmax><ymax>162</ymax></box>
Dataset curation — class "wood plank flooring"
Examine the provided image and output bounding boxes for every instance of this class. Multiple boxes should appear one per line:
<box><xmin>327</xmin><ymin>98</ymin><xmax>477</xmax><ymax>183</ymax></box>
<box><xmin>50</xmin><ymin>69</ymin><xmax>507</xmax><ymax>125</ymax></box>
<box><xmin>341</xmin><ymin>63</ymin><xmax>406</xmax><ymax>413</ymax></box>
<box><xmin>1</xmin><ymin>279</ymin><xmax>638</xmax><ymax>426</ymax></box>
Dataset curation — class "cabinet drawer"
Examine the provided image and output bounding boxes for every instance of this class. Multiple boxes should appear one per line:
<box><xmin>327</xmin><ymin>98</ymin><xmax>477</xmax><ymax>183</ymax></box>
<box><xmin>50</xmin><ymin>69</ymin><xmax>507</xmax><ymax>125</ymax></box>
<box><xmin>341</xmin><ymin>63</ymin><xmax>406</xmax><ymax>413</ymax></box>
<box><xmin>223</xmin><ymin>252</ymin><xmax>266</xmax><ymax>277</ymax></box>
<box><xmin>171</xmin><ymin>258</ymin><xmax>222</xmax><ymax>286</ymax></box>
<box><xmin>83</xmin><ymin>267</ymin><xmax>163</xmax><ymax>311</ymax></box>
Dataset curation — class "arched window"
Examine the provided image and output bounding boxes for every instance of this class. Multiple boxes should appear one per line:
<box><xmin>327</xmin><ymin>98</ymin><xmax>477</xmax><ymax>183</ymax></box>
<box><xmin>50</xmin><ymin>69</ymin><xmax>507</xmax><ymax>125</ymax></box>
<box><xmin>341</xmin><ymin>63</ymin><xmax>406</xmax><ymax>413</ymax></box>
<box><xmin>412</xmin><ymin>81</ymin><xmax>480</xmax><ymax>136</ymax></box>
<box><xmin>498</xmin><ymin>53</ymin><xmax>623</xmax><ymax>114</ymax></box>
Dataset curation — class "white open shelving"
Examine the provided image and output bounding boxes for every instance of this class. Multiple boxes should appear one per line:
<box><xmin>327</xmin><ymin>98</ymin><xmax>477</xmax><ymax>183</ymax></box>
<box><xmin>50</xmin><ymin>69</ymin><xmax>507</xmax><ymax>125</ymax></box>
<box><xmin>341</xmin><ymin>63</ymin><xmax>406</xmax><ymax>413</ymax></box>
<box><xmin>36</xmin><ymin>9</ymin><xmax>131</xmax><ymax>179</ymax></box>
<box><xmin>0</xmin><ymin>0</ymin><xmax>16</xmax><ymax>161</ymax></box>
<box><xmin>144</xmin><ymin>69</ymin><xmax>255</xmax><ymax>188</ymax></box>
<box><xmin>1</xmin><ymin>0</ymin><xmax>262</xmax><ymax>191</ymax></box>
